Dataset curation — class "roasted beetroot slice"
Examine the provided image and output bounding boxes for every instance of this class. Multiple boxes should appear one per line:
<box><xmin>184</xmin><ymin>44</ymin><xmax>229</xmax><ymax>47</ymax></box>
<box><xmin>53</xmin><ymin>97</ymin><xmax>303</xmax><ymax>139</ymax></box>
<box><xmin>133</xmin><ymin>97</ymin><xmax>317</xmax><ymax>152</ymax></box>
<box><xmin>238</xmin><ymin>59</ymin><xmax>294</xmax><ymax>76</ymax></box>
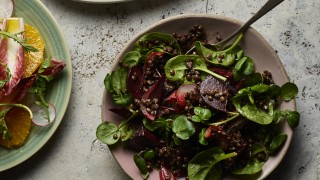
<box><xmin>176</xmin><ymin>83</ymin><xmax>197</xmax><ymax>109</ymax></box>
<box><xmin>128</xmin><ymin>126</ymin><xmax>163</xmax><ymax>151</ymax></box>
<box><xmin>147</xmin><ymin>52</ymin><xmax>164</xmax><ymax>61</ymax></box>
<box><xmin>127</xmin><ymin>65</ymin><xmax>143</xmax><ymax>100</ymax></box>
<box><xmin>209</xmin><ymin>66</ymin><xmax>234</xmax><ymax>79</ymax></box>
<box><xmin>163</xmin><ymin>90</ymin><xmax>177</xmax><ymax>104</ymax></box>
<box><xmin>140</xmin><ymin>76</ymin><xmax>166</xmax><ymax>121</ymax></box>
<box><xmin>159</xmin><ymin>166</ymin><xmax>175</xmax><ymax>180</ymax></box>
<box><xmin>109</xmin><ymin>108</ymin><xmax>132</xmax><ymax>118</ymax></box>
<box><xmin>200</xmin><ymin>76</ymin><xmax>229</xmax><ymax>112</ymax></box>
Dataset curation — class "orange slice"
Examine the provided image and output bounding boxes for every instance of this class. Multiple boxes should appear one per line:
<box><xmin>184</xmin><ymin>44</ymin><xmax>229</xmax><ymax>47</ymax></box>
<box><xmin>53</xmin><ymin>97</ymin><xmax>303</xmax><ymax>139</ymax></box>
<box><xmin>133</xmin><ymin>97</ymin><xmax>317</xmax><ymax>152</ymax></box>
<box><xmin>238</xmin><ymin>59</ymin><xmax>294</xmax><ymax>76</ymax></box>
<box><xmin>23</xmin><ymin>24</ymin><xmax>45</xmax><ymax>78</ymax></box>
<box><xmin>0</xmin><ymin>107</ymin><xmax>32</xmax><ymax>148</ymax></box>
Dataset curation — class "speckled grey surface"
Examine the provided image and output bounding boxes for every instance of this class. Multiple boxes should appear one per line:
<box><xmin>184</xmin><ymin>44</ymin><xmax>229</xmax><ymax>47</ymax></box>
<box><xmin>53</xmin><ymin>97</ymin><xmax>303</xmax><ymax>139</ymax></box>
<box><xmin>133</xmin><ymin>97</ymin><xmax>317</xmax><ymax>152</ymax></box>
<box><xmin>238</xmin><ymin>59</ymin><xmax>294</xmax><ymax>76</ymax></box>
<box><xmin>0</xmin><ymin>0</ymin><xmax>319</xmax><ymax>179</ymax></box>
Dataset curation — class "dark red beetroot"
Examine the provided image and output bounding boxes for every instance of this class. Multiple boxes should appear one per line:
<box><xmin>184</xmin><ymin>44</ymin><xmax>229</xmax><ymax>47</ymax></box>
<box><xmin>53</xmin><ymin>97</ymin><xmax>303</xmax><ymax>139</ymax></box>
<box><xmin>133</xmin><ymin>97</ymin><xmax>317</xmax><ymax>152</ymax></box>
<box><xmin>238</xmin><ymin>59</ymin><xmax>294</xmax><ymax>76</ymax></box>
<box><xmin>140</xmin><ymin>76</ymin><xmax>166</xmax><ymax>120</ymax></box>
<box><xmin>128</xmin><ymin>126</ymin><xmax>163</xmax><ymax>152</ymax></box>
<box><xmin>127</xmin><ymin>65</ymin><xmax>144</xmax><ymax>100</ymax></box>
<box><xmin>176</xmin><ymin>83</ymin><xmax>197</xmax><ymax>109</ymax></box>
<box><xmin>200</xmin><ymin>76</ymin><xmax>229</xmax><ymax>112</ymax></box>
<box><xmin>108</xmin><ymin>108</ymin><xmax>132</xmax><ymax>119</ymax></box>
<box><xmin>209</xmin><ymin>66</ymin><xmax>233</xmax><ymax>80</ymax></box>
<box><xmin>159</xmin><ymin>166</ymin><xmax>175</xmax><ymax>180</ymax></box>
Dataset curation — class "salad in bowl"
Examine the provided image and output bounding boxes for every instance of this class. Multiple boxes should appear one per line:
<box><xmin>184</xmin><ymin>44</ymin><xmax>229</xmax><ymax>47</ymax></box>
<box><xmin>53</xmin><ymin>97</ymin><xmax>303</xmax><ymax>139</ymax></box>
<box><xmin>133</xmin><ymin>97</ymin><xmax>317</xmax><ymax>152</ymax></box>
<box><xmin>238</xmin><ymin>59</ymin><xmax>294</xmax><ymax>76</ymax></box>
<box><xmin>0</xmin><ymin>0</ymin><xmax>65</xmax><ymax>149</ymax></box>
<box><xmin>97</xmin><ymin>15</ymin><xmax>300</xmax><ymax>180</ymax></box>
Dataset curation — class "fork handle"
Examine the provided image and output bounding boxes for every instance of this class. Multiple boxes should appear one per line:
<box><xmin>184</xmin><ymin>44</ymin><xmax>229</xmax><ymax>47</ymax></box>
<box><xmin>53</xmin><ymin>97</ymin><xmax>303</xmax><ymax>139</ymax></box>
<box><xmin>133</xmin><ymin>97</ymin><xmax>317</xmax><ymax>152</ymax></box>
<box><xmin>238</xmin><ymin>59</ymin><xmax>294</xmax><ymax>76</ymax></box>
<box><xmin>218</xmin><ymin>0</ymin><xmax>285</xmax><ymax>46</ymax></box>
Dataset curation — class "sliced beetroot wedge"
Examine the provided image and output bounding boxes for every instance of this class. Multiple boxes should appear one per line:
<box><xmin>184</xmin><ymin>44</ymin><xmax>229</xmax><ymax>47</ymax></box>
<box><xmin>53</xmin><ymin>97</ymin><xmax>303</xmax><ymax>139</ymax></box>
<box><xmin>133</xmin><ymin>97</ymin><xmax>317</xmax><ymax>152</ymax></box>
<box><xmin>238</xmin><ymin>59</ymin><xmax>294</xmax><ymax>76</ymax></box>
<box><xmin>140</xmin><ymin>76</ymin><xmax>166</xmax><ymax>120</ymax></box>
<box><xmin>109</xmin><ymin>108</ymin><xmax>132</xmax><ymax>119</ymax></box>
<box><xmin>176</xmin><ymin>83</ymin><xmax>197</xmax><ymax>109</ymax></box>
<box><xmin>127</xmin><ymin>65</ymin><xmax>143</xmax><ymax>100</ymax></box>
<box><xmin>147</xmin><ymin>52</ymin><xmax>164</xmax><ymax>61</ymax></box>
<box><xmin>159</xmin><ymin>166</ymin><xmax>175</xmax><ymax>180</ymax></box>
<box><xmin>200</xmin><ymin>76</ymin><xmax>229</xmax><ymax>112</ymax></box>
<box><xmin>128</xmin><ymin>126</ymin><xmax>163</xmax><ymax>151</ymax></box>
<box><xmin>163</xmin><ymin>90</ymin><xmax>177</xmax><ymax>104</ymax></box>
<box><xmin>209</xmin><ymin>66</ymin><xmax>233</xmax><ymax>79</ymax></box>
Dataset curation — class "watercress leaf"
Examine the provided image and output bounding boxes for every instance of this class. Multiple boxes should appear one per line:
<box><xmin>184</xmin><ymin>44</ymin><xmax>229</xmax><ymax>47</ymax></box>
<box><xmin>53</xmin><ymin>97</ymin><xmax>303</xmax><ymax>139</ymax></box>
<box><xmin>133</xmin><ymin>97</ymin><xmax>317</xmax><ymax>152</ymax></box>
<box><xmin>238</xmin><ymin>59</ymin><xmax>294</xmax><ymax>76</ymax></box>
<box><xmin>0</xmin><ymin>109</ymin><xmax>11</xmax><ymax>139</ymax></box>
<box><xmin>104</xmin><ymin>74</ymin><xmax>113</xmax><ymax>93</ymax></box>
<box><xmin>119</xmin><ymin>123</ymin><xmax>135</xmax><ymax>141</ymax></box>
<box><xmin>232</xmin><ymin>158</ymin><xmax>264</xmax><ymax>175</ymax></box>
<box><xmin>284</xmin><ymin>110</ymin><xmax>300</xmax><ymax>128</ymax></box>
<box><xmin>199</xmin><ymin>128</ymin><xmax>208</xmax><ymax>145</ymax></box>
<box><xmin>244</xmin><ymin>72</ymin><xmax>263</xmax><ymax>87</ymax></box>
<box><xmin>273</xmin><ymin>109</ymin><xmax>283</xmax><ymax>124</ymax></box>
<box><xmin>133</xmin><ymin>154</ymin><xmax>149</xmax><ymax>180</ymax></box>
<box><xmin>194</xmin><ymin>107</ymin><xmax>212</xmax><ymax>120</ymax></box>
<box><xmin>118</xmin><ymin>66</ymin><xmax>128</xmax><ymax>93</ymax></box>
<box><xmin>111</xmin><ymin>69</ymin><xmax>121</xmax><ymax>93</ymax></box>
<box><xmin>172</xmin><ymin>115</ymin><xmax>195</xmax><ymax>140</ymax></box>
<box><xmin>251</xmin><ymin>84</ymin><xmax>270</xmax><ymax>93</ymax></box>
<box><xmin>173</xmin><ymin>135</ymin><xmax>183</xmax><ymax>145</ymax></box>
<box><xmin>280</xmin><ymin>82</ymin><xmax>298</xmax><ymax>101</ymax></box>
<box><xmin>143</xmin><ymin>150</ymin><xmax>155</xmax><ymax>160</ymax></box>
<box><xmin>191</xmin><ymin>115</ymin><xmax>201</xmax><ymax>122</ymax></box>
<box><xmin>0</xmin><ymin>63</ymin><xmax>11</xmax><ymax>89</ymax></box>
<box><xmin>112</xmin><ymin>93</ymin><xmax>132</xmax><ymax>105</ymax></box>
<box><xmin>142</xmin><ymin>118</ymin><xmax>166</xmax><ymax>131</ymax></box>
<box><xmin>122</xmin><ymin>51</ymin><xmax>142</xmax><ymax>68</ymax></box>
<box><xmin>268</xmin><ymin>133</ymin><xmax>287</xmax><ymax>153</ymax></box>
<box><xmin>188</xmin><ymin>147</ymin><xmax>237</xmax><ymax>180</ymax></box>
<box><xmin>96</xmin><ymin>121</ymin><xmax>121</xmax><ymax>145</ymax></box>
<box><xmin>268</xmin><ymin>84</ymin><xmax>281</xmax><ymax>99</ymax></box>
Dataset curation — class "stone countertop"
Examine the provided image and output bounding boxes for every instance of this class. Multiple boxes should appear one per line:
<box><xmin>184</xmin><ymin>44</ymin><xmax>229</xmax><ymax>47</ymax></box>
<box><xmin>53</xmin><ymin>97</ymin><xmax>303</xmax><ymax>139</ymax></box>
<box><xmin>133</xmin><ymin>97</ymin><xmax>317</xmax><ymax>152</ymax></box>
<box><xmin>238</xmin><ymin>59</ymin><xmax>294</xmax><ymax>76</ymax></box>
<box><xmin>1</xmin><ymin>0</ymin><xmax>319</xmax><ymax>179</ymax></box>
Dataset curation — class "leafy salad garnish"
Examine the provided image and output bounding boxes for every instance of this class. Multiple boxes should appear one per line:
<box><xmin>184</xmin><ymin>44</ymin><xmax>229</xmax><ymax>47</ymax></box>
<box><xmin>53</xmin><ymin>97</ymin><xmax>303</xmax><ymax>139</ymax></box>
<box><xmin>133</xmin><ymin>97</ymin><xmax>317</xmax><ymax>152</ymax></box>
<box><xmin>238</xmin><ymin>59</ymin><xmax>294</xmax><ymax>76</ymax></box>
<box><xmin>97</xmin><ymin>26</ymin><xmax>300</xmax><ymax>180</ymax></box>
<box><xmin>0</xmin><ymin>16</ymin><xmax>66</xmax><ymax>148</ymax></box>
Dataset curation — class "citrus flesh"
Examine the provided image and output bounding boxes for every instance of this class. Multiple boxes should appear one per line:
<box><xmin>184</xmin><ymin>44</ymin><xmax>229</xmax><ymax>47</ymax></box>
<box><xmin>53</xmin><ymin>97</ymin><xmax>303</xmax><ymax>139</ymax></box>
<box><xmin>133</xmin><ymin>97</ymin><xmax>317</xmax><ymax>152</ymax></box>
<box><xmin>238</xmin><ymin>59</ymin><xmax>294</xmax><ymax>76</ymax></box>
<box><xmin>0</xmin><ymin>107</ymin><xmax>32</xmax><ymax>148</ymax></box>
<box><xmin>23</xmin><ymin>24</ymin><xmax>45</xmax><ymax>78</ymax></box>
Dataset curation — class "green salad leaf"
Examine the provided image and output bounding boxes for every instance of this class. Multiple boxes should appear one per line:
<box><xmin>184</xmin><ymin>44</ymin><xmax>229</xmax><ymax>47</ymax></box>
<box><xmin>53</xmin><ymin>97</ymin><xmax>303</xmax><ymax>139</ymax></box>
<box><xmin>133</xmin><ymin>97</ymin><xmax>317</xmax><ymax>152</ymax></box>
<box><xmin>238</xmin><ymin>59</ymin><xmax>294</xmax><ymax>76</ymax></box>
<box><xmin>165</xmin><ymin>55</ymin><xmax>227</xmax><ymax>82</ymax></box>
<box><xmin>172</xmin><ymin>115</ymin><xmax>195</xmax><ymax>140</ymax></box>
<box><xmin>188</xmin><ymin>147</ymin><xmax>237</xmax><ymax>180</ymax></box>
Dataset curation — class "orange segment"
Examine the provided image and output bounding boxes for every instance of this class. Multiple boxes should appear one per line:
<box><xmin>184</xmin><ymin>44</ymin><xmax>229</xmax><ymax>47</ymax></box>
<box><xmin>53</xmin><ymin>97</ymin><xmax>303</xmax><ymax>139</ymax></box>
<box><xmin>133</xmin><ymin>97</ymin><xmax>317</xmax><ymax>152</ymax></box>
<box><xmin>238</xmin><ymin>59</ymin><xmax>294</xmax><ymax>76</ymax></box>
<box><xmin>0</xmin><ymin>107</ymin><xmax>32</xmax><ymax>148</ymax></box>
<box><xmin>23</xmin><ymin>24</ymin><xmax>45</xmax><ymax>78</ymax></box>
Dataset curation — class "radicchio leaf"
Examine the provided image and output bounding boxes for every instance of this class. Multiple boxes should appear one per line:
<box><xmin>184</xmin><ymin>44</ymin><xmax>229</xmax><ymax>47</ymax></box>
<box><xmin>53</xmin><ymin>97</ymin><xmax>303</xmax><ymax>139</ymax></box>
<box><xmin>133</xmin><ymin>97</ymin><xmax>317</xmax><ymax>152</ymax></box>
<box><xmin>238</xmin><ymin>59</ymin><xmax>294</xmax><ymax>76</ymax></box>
<box><xmin>0</xmin><ymin>18</ymin><xmax>24</xmax><ymax>96</ymax></box>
